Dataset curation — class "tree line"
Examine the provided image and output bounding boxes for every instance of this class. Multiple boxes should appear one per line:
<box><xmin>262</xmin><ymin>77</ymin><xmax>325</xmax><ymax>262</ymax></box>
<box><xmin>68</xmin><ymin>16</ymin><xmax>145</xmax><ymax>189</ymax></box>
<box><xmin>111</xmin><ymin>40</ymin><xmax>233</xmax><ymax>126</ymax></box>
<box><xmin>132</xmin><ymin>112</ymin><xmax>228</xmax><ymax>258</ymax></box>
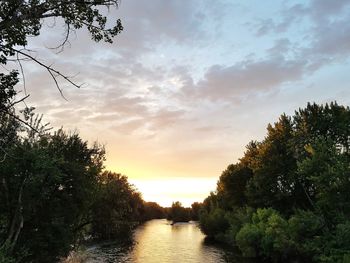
<box><xmin>198</xmin><ymin>102</ymin><xmax>350</xmax><ymax>263</ymax></box>
<box><xmin>2</xmin><ymin>2</ymin><xmax>349</xmax><ymax>263</ymax></box>
<box><xmin>0</xmin><ymin>2</ymin><xmax>200</xmax><ymax>260</ymax></box>
<box><xmin>0</xmin><ymin>101</ymin><xmax>174</xmax><ymax>262</ymax></box>
<box><xmin>0</xmin><ymin>88</ymin><xmax>200</xmax><ymax>262</ymax></box>
<box><xmin>0</xmin><ymin>1</ymin><xmax>142</xmax><ymax>261</ymax></box>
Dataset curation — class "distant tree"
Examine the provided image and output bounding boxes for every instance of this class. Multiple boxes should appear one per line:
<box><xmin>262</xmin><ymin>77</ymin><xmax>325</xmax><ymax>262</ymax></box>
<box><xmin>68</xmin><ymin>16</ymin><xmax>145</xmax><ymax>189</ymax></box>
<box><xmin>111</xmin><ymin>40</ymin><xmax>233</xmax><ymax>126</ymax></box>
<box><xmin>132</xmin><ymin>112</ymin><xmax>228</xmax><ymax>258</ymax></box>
<box><xmin>168</xmin><ymin>202</ymin><xmax>190</xmax><ymax>223</ymax></box>
<box><xmin>141</xmin><ymin>202</ymin><xmax>166</xmax><ymax>221</ymax></box>
<box><xmin>190</xmin><ymin>202</ymin><xmax>202</xmax><ymax>221</ymax></box>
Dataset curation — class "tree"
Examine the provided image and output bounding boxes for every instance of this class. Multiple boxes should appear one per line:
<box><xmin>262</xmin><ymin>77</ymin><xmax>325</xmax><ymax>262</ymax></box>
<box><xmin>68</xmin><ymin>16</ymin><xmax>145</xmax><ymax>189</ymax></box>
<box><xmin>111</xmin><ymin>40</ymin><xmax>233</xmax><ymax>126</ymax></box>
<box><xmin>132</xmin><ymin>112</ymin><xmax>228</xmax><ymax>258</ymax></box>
<box><xmin>246</xmin><ymin>114</ymin><xmax>298</xmax><ymax>214</ymax></box>
<box><xmin>293</xmin><ymin>102</ymin><xmax>350</xmax><ymax>155</ymax></box>
<box><xmin>0</xmin><ymin>2</ymin><xmax>127</xmax><ymax>261</ymax></box>
<box><xmin>190</xmin><ymin>202</ymin><xmax>202</xmax><ymax>221</ymax></box>
<box><xmin>0</xmin><ymin>0</ymin><xmax>122</xmax><ymax>48</ymax></box>
<box><xmin>297</xmin><ymin>138</ymin><xmax>350</xmax><ymax>222</ymax></box>
<box><xmin>141</xmin><ymin>202</ymin><xmax>166</xmax><ymax>221</ymax></box>
<box><xmin>167</xmin><ymin>201</ymin><xmax>190</xmax><ymax>223</ymax></box>
<box><xmin>216</xmin><ymin>163</ymin><xmax>253</xmax><ymax>209</ymax></box>
<box><xmin>199</xmin><ymin>102</ymin><xmax>350</xmax><ymax>262</ymax></box>
<box><xmin>0</xmin><ymin>125</ymin><xmax>105</xmax><ymax>262</ymax></box>
<box><xmin>91</xmin><ymin>171</ymin><xmax>143</xmax><ymax>240</ymax></box>
<box><xmin>0</xmin><ymin>0</ymin><xmax>123</xmax><ymax>126</ymax></box>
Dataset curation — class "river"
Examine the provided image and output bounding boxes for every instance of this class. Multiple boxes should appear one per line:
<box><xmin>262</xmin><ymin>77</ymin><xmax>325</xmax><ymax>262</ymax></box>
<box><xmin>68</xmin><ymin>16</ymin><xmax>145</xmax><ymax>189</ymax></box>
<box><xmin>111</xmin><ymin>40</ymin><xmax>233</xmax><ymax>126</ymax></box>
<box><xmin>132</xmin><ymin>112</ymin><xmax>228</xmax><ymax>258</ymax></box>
<box><xmin>85</xmin><ymin>219</ymin><xmax>242</xmax><ymax>263</ymax></box>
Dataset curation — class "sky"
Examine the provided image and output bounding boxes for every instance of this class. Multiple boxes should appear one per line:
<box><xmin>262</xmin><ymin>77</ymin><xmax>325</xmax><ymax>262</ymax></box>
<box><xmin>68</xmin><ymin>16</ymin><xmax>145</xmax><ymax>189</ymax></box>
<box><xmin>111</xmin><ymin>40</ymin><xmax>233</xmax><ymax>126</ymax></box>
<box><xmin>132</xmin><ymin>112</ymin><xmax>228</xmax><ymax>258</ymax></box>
<box><xmin>9</xmin><ymin>0</ymin><xmax>350</xmax><ymax>207</ymax></box>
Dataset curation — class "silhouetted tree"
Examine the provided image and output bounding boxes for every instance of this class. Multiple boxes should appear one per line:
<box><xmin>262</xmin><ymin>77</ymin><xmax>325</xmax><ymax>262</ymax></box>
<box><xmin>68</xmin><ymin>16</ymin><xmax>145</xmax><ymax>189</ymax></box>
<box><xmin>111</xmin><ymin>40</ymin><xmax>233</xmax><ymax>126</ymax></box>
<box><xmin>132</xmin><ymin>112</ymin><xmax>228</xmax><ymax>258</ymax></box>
<box><xmin>168</xmin><ymin>202</ymin><xmax>190</xmax><ymax>223</ymax></box>
<box><xmin>190</xmin><ymin>202</ymin><xmax>202</xmax><ymax>221</ymax></box>
<box><xmin>0</xmin><ymin>0</ymin><xmax>123</xmax><ymax>128</ymax></box>
<box><xmin>0</xmin><ymin>124</ymin><xmax>105</xmax><ymax>262</ymax></box>
<box><xmin>91</xmin><ymin>171</ymin><xmax>143</xmax><ymax>240</ymax></box>
<box><xmin>141</xmin><ymin>202</ymin><xmax>166</xmax><ymax>221</ymax></box>
<box><xmin>217</xmin><ymin>164</ymin><xmax>253</xmax><ymax>210</ymax></box>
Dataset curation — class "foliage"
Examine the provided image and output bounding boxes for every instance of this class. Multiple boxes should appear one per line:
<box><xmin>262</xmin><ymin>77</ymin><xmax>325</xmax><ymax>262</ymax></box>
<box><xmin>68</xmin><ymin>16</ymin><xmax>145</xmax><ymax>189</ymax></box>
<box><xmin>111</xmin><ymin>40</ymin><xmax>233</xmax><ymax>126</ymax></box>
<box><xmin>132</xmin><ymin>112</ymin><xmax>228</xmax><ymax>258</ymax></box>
<box><xmin>91</xmin><ymin>171</ymin><xmax>143</xmax><ymax>240</ymax></box>
<box><xmin>167</xmin><ymin>201</ymin><xmax>190</xmax><ymax>223</ymax></box>
<box><xmin>0</xmin><ymin>0</ymin><xmax>122</xmax><ymax>64</ymax></box>
<box><xmin>190</xmin><ymin>202</ymin><xmax>202</xmax><ymax>221</ymax></box>
<box><xmin>235</xmin><ymin>208</ymin><xmax>295</xmax><ymax>261</ymax></box>
<box><xmin>224</xmin><ymin>206</ymin><xmax>255</xmax><ymax>246</ymax></box>
<box><xmin>199</xmin><ymin>102</ymin><xmax>350</xmax><ymax>262</ymax></box>
<box><xmin>199</xmin><ymin>207</ymin><xmax>230</xmax><ymax>240</ymax></box>
<box><xmin>0</xmin><ymin>245</ymin><xmax>16</xmax><ymax>263</ymax></box>
<box><xmin>245</xmin><ymin>114</ymin><xmax>299</xmax><ymax>214</ymax></box>
<box><xmin>0</xmin><ymin>0</ymin><xmax>123</xmax><ymax>129</ymax></box>
<box><xmin>141</xmin><ymin>202</ymin><xmax>166</xmax><ymax>221</ymax></box>
<box><xmin>0</xmin><ymin>114</ymin><xmax>105</xmax><ymax>262</ymax></box>
<box><xmin>217</xmin><ymin>164</ymin><xmax>253</xmax><ymax>209</ymax></box>
<box><xmin>0</xmin><ymin>1</ymin><xmax>172</xmax><ymax>262</ymax></box>
<box><xmin>296</xmin><ymin>138</ymin><xmax>350</xmax><ymax>221</ymax></box>
<box><xmin>0</xmin><ymin>106</ymin><xmax>167</xmax><ymax>262</ymax></box>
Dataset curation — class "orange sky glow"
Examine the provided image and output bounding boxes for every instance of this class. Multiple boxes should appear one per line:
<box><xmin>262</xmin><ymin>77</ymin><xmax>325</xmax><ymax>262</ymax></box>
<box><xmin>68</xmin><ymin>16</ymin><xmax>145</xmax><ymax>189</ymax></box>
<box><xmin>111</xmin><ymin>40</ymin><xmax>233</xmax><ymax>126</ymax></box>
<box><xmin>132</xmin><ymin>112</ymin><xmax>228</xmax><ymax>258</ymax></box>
<box><xmin>13</xmin><ymin>0</ymin><xmax>350</xmax><ymax>207</ymax></box>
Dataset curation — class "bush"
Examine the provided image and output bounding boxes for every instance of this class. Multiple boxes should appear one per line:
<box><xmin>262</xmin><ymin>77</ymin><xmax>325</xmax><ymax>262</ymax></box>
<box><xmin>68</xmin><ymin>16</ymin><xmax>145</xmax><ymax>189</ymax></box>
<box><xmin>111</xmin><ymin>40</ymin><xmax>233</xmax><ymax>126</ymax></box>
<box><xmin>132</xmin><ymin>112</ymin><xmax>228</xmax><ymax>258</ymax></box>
<box><xmin>199</xmin><ymin>207</ymin><xmax>230</xmax><ymax>240</ymax></box>
<box><xmin>167</xmin><ymin>202</ymin><xmax>190</xmax><ymax>223</ymax></box>
<box><xmin>235</xmin><ymin>223</ymin><xmax>262</xmax><ymax>258</ymax></box>
<box><xmin>225</xmin><ymin>207</ymin><xmax>254</xmax><ymax>246</ymax></box>
<box><xmin>236</xmin><ymin>208</ymin><xmax>295</xmax><ymax>261</ymax></box>
<box><xmin>0</xmin><ymin>248</ymin><xmax>15</xmax><ymax>263</ymax></box>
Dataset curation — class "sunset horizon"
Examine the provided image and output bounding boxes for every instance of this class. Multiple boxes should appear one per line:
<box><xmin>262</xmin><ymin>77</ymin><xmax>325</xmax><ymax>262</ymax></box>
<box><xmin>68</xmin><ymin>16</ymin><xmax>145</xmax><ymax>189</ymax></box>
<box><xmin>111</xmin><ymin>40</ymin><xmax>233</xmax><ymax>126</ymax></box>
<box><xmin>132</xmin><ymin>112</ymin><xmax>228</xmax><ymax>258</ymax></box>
<box><xmin>1</xmin><ymin>0</ymin><xmax>350</xmax><ymax>262</ymax></box>
<box><xmin>16</xmin><ymin>0</ymin><xmax>349</xmax><ymax>210</ymax></box>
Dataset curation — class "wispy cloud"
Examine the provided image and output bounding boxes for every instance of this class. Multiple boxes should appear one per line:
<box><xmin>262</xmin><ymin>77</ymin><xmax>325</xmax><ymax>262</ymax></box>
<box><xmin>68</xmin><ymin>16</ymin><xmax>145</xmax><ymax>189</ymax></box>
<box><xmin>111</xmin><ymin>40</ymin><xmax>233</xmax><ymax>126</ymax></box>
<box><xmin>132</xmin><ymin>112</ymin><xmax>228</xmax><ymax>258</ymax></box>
<box><xmin>7</xmin><ymin>0</ymin><xmax>349</xmax><ymax>198</ymax></box>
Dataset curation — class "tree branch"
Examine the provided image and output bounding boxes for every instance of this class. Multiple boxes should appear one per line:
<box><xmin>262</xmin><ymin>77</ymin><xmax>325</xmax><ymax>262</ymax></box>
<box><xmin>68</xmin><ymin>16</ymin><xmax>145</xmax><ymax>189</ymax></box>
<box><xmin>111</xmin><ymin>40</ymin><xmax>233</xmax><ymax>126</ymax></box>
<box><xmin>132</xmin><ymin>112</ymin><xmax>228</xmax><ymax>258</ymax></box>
<box><xmin>0</xmin><ymin>107</ymin><xmax>39</xmax><ymax>133</ymax></box>
<box><xmin>12</xmin><ymin>48</ymin><xmax>82</xmax><ymax>98</ymax></box>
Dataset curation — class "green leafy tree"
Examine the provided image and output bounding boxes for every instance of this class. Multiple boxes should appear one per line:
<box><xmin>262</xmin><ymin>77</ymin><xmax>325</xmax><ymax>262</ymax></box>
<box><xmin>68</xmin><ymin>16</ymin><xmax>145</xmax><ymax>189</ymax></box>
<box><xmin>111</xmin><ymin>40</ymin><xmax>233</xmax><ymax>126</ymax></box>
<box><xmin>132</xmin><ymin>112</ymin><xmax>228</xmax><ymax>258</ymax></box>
<box><xmin>0</xmin><ymin>124</ymin><xmax>105</xmax><ymax>262</ymax></box>
<box><xmin>297</xmin><ymin>138</ymin><xmax>350</xmax><ymax>224</ymax></box>
<box><xmin>217</xmin><ymin>163</ymin><xmax>253</xmax><ymax>209</ymax></box>
<box><xmin>0</xmin><ymin>1</ymin><xmax>126</xmax><ymax>262</ymax></box>
<box><xmin>199</xmin><ymin>207</ymin><xmax>230</xmax><ymax>240</ymax></box>
<box><xmin>236</xmin><ymin>208</ymin><xmax>294</xmax><ymax>261</ymax></box>
<box><xmin>199</xmin><ymin>102</ymin><xmax>350</xmax><ymax>262</ymax></box>
<box><xmin>91</xmin><ymin>171</ymin><xmax>143</xmax><ymax>240</ymax></box>
<box><xmin>246</xmin><ymin>114</ymin><xmax>298</xmax><ymax>214</ymax></box>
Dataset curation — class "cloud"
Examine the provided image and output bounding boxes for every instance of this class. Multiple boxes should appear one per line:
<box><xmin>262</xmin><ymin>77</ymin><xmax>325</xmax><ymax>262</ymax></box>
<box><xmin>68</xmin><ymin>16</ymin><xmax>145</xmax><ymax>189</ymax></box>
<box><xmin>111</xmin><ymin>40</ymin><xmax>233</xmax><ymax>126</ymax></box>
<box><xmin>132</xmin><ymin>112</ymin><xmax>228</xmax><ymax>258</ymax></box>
<box><xmin>308</xmin><ymin>0</ymin><xmax>350</xmax><ymax>23</ymax></box>
<box><xmin>252</xmin><ymin>3</ymin><xmax>306</xmax><ymax>36</ymax></box>
<box><xmin>149</xmin><ymin>109</ymin><xmax>186</xmax><ymax>129</ymax></box>
<box><xmin>252</xmin><ymin>0</ymin><xmax>350</xmax><ymax>37</ymax></box>
<box><xmin>182</xmin><ymin>0</ymin><xmax>350</xmax><ymax>102</ymax></box>
<box><xmin>184</xmin><ymin>57</ymin><xmax>305</xmax><ymax>101</ymax></box>
<box><xmin>111</xmin><ymin>118</ymin><xmax>145</xmax><ymax>134</ymax></box>
<box><xmin>311</xmin><ymin>17</ymin><xmax>350</xmax><ymax>58</ymax></box>
<box><xmin>7</xmin><ymin>0</ymin><xmax>350</xmax><ymax>186</ymax></box>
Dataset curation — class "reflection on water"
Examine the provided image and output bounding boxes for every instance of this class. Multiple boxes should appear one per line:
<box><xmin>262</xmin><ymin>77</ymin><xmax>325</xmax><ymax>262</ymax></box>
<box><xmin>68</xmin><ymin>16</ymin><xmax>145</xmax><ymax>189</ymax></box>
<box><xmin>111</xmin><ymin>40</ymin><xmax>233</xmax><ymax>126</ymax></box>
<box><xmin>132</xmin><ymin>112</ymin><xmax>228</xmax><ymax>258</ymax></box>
<box><xmin>86</xmin><ymin>219</ymin><xmax>229</xmax><ymax>263</ymax></box>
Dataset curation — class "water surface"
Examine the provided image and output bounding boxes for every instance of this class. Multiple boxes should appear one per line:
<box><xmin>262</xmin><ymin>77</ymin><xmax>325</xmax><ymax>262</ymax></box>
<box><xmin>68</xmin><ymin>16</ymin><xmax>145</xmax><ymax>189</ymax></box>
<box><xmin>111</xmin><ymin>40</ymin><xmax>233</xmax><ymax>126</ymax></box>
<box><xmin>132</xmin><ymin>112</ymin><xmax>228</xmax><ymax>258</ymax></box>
<box><xmin>86</xmin><ymin>219</ymin><xmax>230</xmax><ymax>263</ymax></box>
